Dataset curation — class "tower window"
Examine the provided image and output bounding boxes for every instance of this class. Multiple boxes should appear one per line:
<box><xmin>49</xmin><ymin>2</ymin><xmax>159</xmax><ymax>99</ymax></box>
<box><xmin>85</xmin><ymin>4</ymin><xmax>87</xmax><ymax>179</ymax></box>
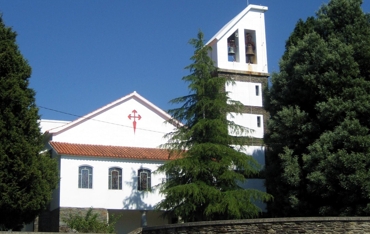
<box><xmin>255</xmin><ymin>85</ymin><xmax>259</xmax><ymax>96</ymax></box>
<box><xmin>245</xmin><ymin>30</ymin><xmax>257</xmax><ymax>64</ymax></box>
<box><xmin>227</xmin><ymin>30</ymin><xmax>239</xmax><ymax>62</ymax></box>
<box><xmin>257</xmin><ymin>116</ymin><xmax>261</xmax><ymax>128</ymax></box>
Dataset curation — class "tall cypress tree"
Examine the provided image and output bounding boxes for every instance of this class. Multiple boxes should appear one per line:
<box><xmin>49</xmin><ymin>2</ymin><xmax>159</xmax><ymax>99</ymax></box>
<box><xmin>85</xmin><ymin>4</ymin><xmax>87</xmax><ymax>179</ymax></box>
<box><xmin>155</xmin><ymin>31</ymin><xmax>272</xmax><ymax>222</ymax></box>
<box><xmin>265</xmin><ymin>0</ymin><xmax>370</xmax><ymax>216</ymax></box>
<box><xmin>0</xmin><ymin>15</ymin><xmax>58</xmax><ymax>230</ymax></box>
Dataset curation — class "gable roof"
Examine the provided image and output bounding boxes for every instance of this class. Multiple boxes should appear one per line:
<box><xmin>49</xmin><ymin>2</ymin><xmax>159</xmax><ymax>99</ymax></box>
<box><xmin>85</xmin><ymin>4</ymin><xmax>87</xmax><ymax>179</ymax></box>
<box><xmin>49</xmin><ymin>141</ymin><xmax>176</xmax><ymax>161</ymax></box>
<box><xmin>47</xmin><ymin>91</ymin><xmax>181</xmax><ymax>135</ymax></box>
<box><xmin>206</xmin><ymin>4</ymin><xmax>268</xmax><ymax>46</ymax></box>
<box><xmin>39</xmin><ymin>119</ymin><xmax>71</xmax><ymax>133</ymax></box>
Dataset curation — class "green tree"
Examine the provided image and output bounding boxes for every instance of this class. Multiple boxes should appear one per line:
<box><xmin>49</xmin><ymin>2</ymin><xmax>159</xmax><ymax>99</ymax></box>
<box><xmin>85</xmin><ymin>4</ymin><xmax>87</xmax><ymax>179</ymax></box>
<box><xmin>155</xmin><ymin>31</ymin><xmax>272</xmax><ymax>222</ymax></box>
<box><xmin>265</xmin><ymin>0</ymin><xmax>370</xmax><ymax>217</ymax></box>
<box><xmin>0</xmin><ymin>15</ymin><xmax>59</xmax><ymax>230</ymax></box>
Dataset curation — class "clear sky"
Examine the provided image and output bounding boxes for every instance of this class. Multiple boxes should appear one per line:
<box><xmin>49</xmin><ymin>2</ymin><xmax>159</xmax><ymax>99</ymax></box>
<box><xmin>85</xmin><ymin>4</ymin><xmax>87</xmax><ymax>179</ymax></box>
<box><xmin>1</xmin><ymin>0</ymin><xmax>370</xmax><ymax>121</ymax></box>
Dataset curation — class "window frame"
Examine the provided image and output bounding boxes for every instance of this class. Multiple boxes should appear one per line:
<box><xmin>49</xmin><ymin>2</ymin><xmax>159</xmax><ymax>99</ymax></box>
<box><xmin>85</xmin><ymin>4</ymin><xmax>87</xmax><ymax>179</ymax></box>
<box><xmin>227</xmin><ymin>30</ymin><xmax>239</xmax><ymax>62</ymax></box>
<box><xmin>245</xmin><ymin>29</ymin><xmax>257</xmax><ymax>64</ymax></box>
<box><xmin>108</xmin><ymin>167</ymin><xmax>122</xmax><ymax>190</ymax></box>
<box><xmin>78</xmin><ymin>165</ymin><xmax>93</xmax><ymax>189</ymax></box>
<box><xmin>138</xmin><ymin>169</ymin><xmax>151</xmax><ymax>191</ymax></box>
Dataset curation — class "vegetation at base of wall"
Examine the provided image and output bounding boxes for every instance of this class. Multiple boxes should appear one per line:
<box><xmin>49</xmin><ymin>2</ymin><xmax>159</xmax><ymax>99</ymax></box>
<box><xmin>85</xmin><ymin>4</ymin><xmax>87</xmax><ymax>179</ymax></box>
<box><xmin>155</xmin><ymin>30</ymin><xmax>272</xmax><ymax>222</ymax></box>
<box><xmin>62</xmin><ymin>208</ymin><xmax>119</xmax><ymax>233</ymax></box>
<box><xmin>0</xmin><ymin>14</ymin><xmax>59</xmax><ymax>230</ymax></box>
<box><xmin>265</xmin><ymin>0</ymin><xmax>370</xmax><ymax>216</ymax></box>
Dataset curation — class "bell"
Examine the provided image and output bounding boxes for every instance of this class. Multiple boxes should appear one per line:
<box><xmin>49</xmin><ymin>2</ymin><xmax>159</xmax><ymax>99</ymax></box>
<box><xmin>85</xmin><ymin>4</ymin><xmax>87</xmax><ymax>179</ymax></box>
<box><xmin>246</xmin><ymin>44</ymin><xmax>254</xmax><ymax>55</ymax></box>
<box><xmin>228</xmin><ymin>46</ymin><xmax>235</xmax><ymax>55</ymax></box>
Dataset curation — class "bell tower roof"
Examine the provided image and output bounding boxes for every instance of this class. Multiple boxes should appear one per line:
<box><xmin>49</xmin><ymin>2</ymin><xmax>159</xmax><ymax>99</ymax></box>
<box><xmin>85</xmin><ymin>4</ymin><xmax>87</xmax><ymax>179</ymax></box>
<box><xmin>206</xmin><ymin>4</ymin><xmax>268</xmax><ymax>74</ymax></box>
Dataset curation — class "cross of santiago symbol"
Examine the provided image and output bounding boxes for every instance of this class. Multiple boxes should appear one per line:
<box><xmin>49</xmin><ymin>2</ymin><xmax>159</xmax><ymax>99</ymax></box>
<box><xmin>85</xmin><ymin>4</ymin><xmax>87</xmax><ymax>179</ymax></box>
<box><xmin>128</xmin><ymin>110</ymin><xmax>141</xmax><ymax>133</ymax></box>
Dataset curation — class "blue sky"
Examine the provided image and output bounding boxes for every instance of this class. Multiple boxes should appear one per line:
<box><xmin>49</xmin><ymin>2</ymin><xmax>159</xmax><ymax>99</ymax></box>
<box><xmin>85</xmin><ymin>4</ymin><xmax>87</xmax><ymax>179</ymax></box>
<box><xmin>1</xmin><ymin>0</ymin><xmax>370</xmax><ymax>121</ymax></box>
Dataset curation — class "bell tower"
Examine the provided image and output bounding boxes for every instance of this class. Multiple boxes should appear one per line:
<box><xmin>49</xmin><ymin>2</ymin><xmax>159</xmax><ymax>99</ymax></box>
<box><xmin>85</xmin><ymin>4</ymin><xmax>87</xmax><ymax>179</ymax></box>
<box><xmin>206</xmin><ymin>4</ymin><xmax>269</xmax><ymax>200</ymax></box>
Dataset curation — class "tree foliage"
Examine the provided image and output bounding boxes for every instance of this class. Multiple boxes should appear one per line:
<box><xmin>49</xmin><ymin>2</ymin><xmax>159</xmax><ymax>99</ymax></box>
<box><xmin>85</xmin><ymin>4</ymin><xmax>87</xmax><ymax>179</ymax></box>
<box><xmin>63</xmin><ymin>208</ymin><xmax>118</xmax><ymax>233</ymax></box>
<box><xmin>265</xmin><ymin>0</ymin><xmax>370</xmax><ymax>216</ymax></box>
<box><xmin>155</xmin><ymin>31</ymin><xmax>272</xmax><ymax>222</ymax></box>
<box><xmin>0</xmin><ymin>15</ymin><xmax>59</xmax><ymax>230</ymax></box>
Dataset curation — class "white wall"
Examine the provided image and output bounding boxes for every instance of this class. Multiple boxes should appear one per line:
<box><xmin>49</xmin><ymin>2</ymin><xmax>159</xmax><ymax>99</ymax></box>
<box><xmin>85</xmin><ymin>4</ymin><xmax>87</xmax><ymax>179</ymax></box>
<box><xmin>59</xmin><ymin>156</ymin><xmax>166</xmax><ymax>210</ymax></box>
<box><xmin>237</xmin><ymin>145</ymin><xmax>266</xmax><ymax>211</ymax></box>
<box><xmin>52</xmin><ymin>97</ymin><xmax>175</xmax><ymax>148</ymax></box>
<box><xmin>39</xmin><ymin>119</ymin><xmax>70</xmax><ymax>133</ymax></box>
<box><xmin>58</xmin><ymin>147</ymin><xmax>265</xmax><ymax>212</ymax></box>
<box><xmin>241</xmin><ymin>145</ymin><xmax>265</xmax><ymax>165</ymax></box>
<box><xmin>226</xmin><ymin>81</ymin><xmax>263</xmax><ymax>107</ymax></box>
<box><xmin>210</xmin><ymin>8</ymin><xmax>268</xmax><ymax>73</ymax></box>
<box><xmin>228</xmin><ymin>112</ymin><xmax>264</xmax><ymax>139</ymax></box>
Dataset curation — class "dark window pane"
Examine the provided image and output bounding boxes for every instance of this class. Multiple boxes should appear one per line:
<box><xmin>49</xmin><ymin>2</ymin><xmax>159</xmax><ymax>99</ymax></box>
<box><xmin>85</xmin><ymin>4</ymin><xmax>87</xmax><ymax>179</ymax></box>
<box><xmin>141</xmin><ymin>172</ymin><xmax>147</xmax><ymax>190</ymax></box>
<box><xmin>112</xmin><ymin>170</ymin><xmax>118</xmax><ymax>189</ymax></box>
<box><xmin>89</xmin><ymin>174</ymin><xmax>93</xmax><ymax>188</ymax></box>
<box><xmin>82</xmin><ymin>169</ymin><xmax>88</xmax><ymax>188</ymax></box>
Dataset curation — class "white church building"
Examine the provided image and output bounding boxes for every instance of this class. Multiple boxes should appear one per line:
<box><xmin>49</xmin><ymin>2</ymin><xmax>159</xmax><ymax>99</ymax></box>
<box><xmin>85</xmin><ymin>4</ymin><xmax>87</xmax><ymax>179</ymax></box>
<box><xmin>37</xmin><ymin>4</ymin><xmax>269</xmax><ymax>233</ymax></box>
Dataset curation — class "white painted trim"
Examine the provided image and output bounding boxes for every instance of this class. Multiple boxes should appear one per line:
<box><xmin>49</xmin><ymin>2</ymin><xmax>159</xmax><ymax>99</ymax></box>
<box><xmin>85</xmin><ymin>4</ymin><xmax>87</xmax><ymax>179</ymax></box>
<box><xmin>206</xmin><ymin>5</ymin><xmax>268</xmax><ymax>46</ymax></box>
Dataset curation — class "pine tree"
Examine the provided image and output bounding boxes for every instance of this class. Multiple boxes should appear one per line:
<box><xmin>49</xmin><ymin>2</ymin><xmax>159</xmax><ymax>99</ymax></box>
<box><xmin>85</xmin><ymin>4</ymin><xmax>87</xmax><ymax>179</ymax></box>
<box><xmin>265</xmin><ymin>0</ymin><xmax>370</xmax><ymax>216</ymax></box>
<box><xmin>155</xmin><ymin>31</ymin><xmax>272</xmax><ymax>222</ymax></box>
<box><xmin>0</xmin><ymin>15</ymin><xmax>59</xmax><ymax>230</ymax></box>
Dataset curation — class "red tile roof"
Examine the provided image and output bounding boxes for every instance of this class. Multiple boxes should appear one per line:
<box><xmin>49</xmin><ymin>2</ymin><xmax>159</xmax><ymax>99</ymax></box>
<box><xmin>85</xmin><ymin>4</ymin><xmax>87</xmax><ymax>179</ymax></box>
<box><xmin>49</xmin><ymin>141</ymin><xmax>175</xmax><ymax>161</ymax></box>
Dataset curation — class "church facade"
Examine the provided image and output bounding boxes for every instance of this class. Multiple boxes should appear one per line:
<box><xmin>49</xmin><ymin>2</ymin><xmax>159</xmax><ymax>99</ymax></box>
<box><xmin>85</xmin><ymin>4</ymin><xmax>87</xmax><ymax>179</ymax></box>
<box><xmin>37</xmin><ymin>4</ymin><xmax>269</xmax><ymax>233</ymax></box>
<box><xmin>38</xmin><ymin>92</ymin><xmax>176</xmax><ymax>233</ymax></box>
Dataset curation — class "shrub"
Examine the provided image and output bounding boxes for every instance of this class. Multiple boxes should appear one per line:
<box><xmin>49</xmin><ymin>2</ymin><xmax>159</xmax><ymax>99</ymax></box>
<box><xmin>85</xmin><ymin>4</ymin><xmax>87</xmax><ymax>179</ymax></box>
<box><xmin>63</xmin><ymin>208</ymin><xmax>119</xmax><ymax>233</ymax></box>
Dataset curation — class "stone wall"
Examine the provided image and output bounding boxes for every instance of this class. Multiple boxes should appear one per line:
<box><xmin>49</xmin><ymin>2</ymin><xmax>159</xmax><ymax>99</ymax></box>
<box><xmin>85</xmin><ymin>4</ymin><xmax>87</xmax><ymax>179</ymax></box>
<box><xmin>35</xmin><ymin>207</ymin><xmax>108</xmax><ymax>232</ymax></box>
<box><xmin>59</xmin><ymin>207</ymin><xmax>108</xmax><ymax>232</ymax></box>
<box><xmin>0</xmin><ymin>232</ymin><xmax>102</xmax><ymax>234</ymax></box>
<box><xmin>218</xmin><ymin>69</ymin><xmax>270</xmax><ymax>140</ymax></box>
<box><xmin>131</xmin><ymin>217</ymin><xmax>370</xmax><ymax>234</ymax></box>
<box><xmin>1</xmin><ymin>233</ymin><xmax>50</xmax><ymax>234</ymax></box>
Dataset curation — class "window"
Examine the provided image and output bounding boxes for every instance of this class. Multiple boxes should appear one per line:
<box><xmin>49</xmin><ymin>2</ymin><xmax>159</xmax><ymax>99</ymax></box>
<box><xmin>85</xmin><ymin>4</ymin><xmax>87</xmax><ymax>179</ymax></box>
<box><xmin>79</xmin><ymin>166</ymin><xmax>93</xmax><ymax>189</ymax></box>
<box><xmin>109</xmin><ymin>167</ymin><xmax>122</xmax><ymax>190</ymax></box>
<box><xmin>255</xmin><ymin>85</ymin><xmax>260</xmax><ymax>96</ymax></box>
<box><xmin>257</xmin><ymin>116</ymin><xmax>261</xmax><ymax>128</ymax></box>
<box><xmin>245</xmin><ymin>30</ymin><xmax>257</xmax><ymax>64</ymax></box>
<box><xmin>227</xmin><ymin>30</ymin><xmax>239</xmax><ymax>62</ymax></box>
<box><xmin>138</xmin><ymin>169</ymin><xmax>151</xmax><ymax>191</ymax></box>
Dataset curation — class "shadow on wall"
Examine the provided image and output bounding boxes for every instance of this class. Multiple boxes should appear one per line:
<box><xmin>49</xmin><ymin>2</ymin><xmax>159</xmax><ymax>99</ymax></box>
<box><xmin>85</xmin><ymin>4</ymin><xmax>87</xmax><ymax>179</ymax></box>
<box><xmin>122</xmin><ymin>168</ymin><xmax>153</xmax><ymax>210</ymax></box>
<box><xmin>240</xmin><ymin>147</ymin><xmax>266</xmax><ymax>211</ymax></box>
<box><xmin>251</xmin><ymin>147</ymin><xmax>265</xmax><ymax>167</ymax></box>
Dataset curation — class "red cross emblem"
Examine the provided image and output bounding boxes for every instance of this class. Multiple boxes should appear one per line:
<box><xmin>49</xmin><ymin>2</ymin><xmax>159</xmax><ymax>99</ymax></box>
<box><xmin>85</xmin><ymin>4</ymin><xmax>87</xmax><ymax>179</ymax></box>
<box><xmin>128</xmin><ymin>110</ymin><xmax>141</xmax><ymax>133</ymax></box>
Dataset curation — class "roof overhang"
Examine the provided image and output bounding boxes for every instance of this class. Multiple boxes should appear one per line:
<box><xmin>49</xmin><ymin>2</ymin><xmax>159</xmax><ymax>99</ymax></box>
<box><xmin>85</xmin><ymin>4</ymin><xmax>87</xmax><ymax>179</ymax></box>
<box><xmin>49</xmin><ymin>141</ymin><xmax>179</xmax><ymax>161</ymax></box>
